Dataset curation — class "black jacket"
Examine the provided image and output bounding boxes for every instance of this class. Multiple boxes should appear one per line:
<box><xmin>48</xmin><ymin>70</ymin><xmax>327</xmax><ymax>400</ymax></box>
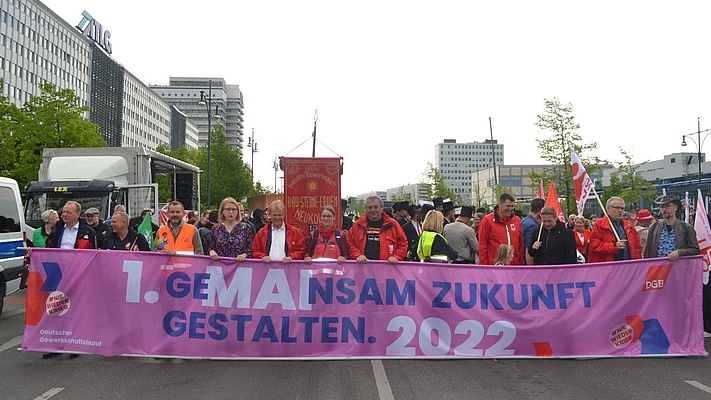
<box><xmin>46</xmin><ymin>219</ymin><xmax>97</xmax><ymax>249</ymax></box>
<box><xmin>527</xmin><ymin>220</ymin><xmax>577</xmax><ymax>265</ymax></box>
<box><xmin>402</xmin><ymin>220</ymin><xmax>421</xmax><ymax>261</ymax></box>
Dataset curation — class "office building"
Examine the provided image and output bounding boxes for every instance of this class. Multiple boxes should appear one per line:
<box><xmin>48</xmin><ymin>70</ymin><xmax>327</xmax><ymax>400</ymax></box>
<box><xmin>435</xmin><ymin>138</ymin><xmax>504</xmax><ymax>205</ymax></box>
<box><xmin>151</xmin><ymin>77</ymin><xmax>245</xmax><ymax>153</ymax></box>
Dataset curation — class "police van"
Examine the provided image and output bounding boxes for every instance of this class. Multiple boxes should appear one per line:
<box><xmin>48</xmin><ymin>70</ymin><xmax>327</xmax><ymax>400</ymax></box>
<box><xmin>0</xmin><ymin>177</ymin><xmax>26</xmax><ymax>314</ymax></box>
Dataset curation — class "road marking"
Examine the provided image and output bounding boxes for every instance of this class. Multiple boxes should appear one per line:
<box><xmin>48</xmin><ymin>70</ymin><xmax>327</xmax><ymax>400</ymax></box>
<box><xmin>0</xmin><ymin>307</ymin><xmax>25</xmax><ymax>320</ymax></box>
<box><xmin>371</xmin><ymin>360</ymin><xmax>395</xmax><ymax>400</ymax></box>
<box><xmin>686</xmin><ymin>380</ymin><xmax>711</xmax><ymax>394</ymax></box>
<box><xmin>0</xmin><ymin>335</ymin><xmax>22</xmax><ymax>353</ymax></box>
<box><xmin>33</xmin><ymin>387</ymin><xmax>64</xmax><ymax>400</ymax></box>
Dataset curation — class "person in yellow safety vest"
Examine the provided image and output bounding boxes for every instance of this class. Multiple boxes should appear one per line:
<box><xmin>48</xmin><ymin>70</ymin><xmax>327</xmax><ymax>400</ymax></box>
<box><xmin>154</xmin><ymin>201</ymin><xmax>204</xmax><ymax>255</ymax></box>
<box><xmin>417</xmin><ymin>210</ymin><xmax>458</xmax><ymax>263</ymax></box>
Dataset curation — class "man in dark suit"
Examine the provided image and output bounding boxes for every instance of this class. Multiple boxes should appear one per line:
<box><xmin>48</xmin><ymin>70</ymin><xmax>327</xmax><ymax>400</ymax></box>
<box><xmin>403</xmin><ymin>204</ymin><xmax>433</xmax><ymax>261</ymax></box>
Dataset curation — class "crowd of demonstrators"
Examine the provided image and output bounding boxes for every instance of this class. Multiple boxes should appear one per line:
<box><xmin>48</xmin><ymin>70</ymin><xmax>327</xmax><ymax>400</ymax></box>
<box><xmin>347</xmin><ymin>196</ymin><xmax>408</xmax><ymax>264</ymax></box>
<box><xmin>252</xmin><ymin>200</ymin><xmax>304</xmax><ymax>263</ymax></box>
<box><xmin>304</xmin><ymin>206</ymin><xmax>349</xmax><ymax>264</ymax></box>
<box><xmin>199</xmin><ymin>210</ymin><xmax>218</xmax><ymax>253</ymax></box>
<box><xmin>416</xmin><ymin>210</ymin><xmax>458</xmax><ymax>263</ymax></box>
<box><xmin>443</xmin><ymin>206</ymin><xmax>478</xmax><ymax>264</ymax></box>
<box><xmin>528</xmin><ymin>206</ymin><xmax>577</xmax><ymax>265</ymax></box>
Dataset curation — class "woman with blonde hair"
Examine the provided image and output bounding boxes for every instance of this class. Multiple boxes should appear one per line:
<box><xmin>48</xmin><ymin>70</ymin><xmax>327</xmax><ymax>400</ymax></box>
<box><xmin>416</xmin><ymin>210</ymin><xmax>458</xmax><ymax>263</ymax></box>
<box><xmin>493</xmin><ymin>244</ymin><xmax>514</xmax><ymax>266</ymax></box>
<box><xmin>33</xmin><ymin>209</ymin><xmax>59</xmax><ymax>248</ymax></box>
<box><xmin>208</xmin><ymin>197</ymin><xmax>254</xmax><ymax>261</ymax></box>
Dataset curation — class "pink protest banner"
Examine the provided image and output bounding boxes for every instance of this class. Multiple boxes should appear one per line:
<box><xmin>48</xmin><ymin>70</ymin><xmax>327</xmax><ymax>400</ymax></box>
<box><xmin>23</xmin><ymin>249</ymin><xmax>706</xmax><ymax>359</ymax></box>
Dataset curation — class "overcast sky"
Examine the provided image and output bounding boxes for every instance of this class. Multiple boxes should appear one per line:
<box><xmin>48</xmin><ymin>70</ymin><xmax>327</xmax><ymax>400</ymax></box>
<box><xmin>45</xmin><ymin>0</ymin><xmax>711</xmax><ymax>197</ymax></box>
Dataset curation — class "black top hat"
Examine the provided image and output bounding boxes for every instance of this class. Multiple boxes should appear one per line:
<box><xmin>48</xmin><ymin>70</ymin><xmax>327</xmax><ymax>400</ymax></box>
<box><xmin>393</xmin><ymin>202</ymin><xmax>401</xmax><ymax>211</ymax></box>
<box><xmin>399</xmin><ymin>200</ymin><xmax>410</xmax><ymax>209</ymax></box>
<box><xmin>420</xmin><ymin>204</ymin><xmax>435</xmax><ymax>216</ymax></box>
<box><xmin>655</xmin><ymin>195</ymin><xmax>682</xmax><ymax>210</ymax></box>
<box><xmin>459</xmin><ymin>206</ymin><xmax>474</xmax><ymax>218</ymax></box>
<box><xmin>341</xmin><ymin>199</ymin><xmax>348</xmax><ymax>209</ymax></box>
<box><xmin>433</xmin><ymin>197</ymin><xmax>444</xmax><ymax>208</ymax></box>
<box><xmin>407</xmin><ymin>204</ymin><xmax>420</xmax><ymax>218</ymax></box>
<box><xmin>442</xmin><ymin>201</ymin><xmax>455</xmax><ymax>212</ymax></box>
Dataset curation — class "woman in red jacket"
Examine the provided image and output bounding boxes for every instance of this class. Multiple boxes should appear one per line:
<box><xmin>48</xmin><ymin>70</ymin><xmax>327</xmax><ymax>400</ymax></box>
<box><xmin>304</xmin><ymin>206</ymin><xmax>349</xmax><ymax>264</ymax></box>
<box><xmin>573</xmin><ymin>217</ymin><xmax>591</xmax><ymax>259</ymax></box>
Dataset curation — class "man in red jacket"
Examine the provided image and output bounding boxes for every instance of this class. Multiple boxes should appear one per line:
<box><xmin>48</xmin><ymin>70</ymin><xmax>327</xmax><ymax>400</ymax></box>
<box><xmin>347</xmin><ymin>196</ymin><xmax>408</xmax><ymax>264</ymax></box>
<box><xmin>478</xmin><ymin>193</ymin><xmax>524</xmax><ymax>265</ymax></box>
<box><xmin>252</xmin><ymin>200</ymin><xmax>305</xmax><ymax>263</ymax></box>
<box><xmin>588</xmin><ymin>196</ymin><xmax>642</xmax><ymax>263</ymax></box>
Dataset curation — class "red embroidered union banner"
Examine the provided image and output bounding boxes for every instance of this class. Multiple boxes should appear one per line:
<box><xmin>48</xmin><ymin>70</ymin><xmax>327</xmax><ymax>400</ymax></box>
<box><xmin>282</xmin><ymin>157</ymin><xmax>342</xmax><ymax>232</ymax></box>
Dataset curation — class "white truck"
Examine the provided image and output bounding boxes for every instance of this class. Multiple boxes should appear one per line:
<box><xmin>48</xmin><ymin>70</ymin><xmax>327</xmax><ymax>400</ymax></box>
<box><xmin>23</xmin><ymin>147</ymin><xmax>200</xmax><ymax>244</ymax></box>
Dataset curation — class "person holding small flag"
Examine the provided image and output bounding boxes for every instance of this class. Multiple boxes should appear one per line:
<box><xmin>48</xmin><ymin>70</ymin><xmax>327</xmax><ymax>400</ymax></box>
<box><xmin>588</xmin><ymin>197</ymin><xmax>642</xmax><ymax>263</ymax></box>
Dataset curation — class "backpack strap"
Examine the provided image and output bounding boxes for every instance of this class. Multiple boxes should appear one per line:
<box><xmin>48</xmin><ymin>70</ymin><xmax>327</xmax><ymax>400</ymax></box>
<box><xmin>307</xmin><ymin>228</ymin><xmax>320</xmax><ymax>257</ymax></box>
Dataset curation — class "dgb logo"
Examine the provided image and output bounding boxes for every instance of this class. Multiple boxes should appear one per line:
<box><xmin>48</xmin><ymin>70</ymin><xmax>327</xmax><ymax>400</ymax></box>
<box><xmin>642</xmin><ymin>264</ymin><xmax>672</xmax><ymax>292</ymax></box>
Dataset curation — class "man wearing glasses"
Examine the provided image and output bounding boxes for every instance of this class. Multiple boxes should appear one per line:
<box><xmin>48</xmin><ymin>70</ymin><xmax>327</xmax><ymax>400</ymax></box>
<box><xmin>154</xmin><ymin>201</ymin><xmax>204</xmax><ymax>255</ymax></box>
<box><xmin>588</xmin><ymin>196</ymin><xmax>642</xmax><ymax>263</ymax></box>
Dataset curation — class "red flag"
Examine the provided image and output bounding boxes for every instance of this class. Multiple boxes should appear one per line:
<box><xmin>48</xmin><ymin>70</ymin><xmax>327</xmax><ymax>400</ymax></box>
<box><xmin>570</xmin><ymin>147</ymin><xmax>594</xmax><ymax>217</ymax></box>
<box><xmin>537</xmin><ymin>180</ymin><xmax>545</xmax><ymax>199</ymax></box>
<box><xmin>546</xmin><ymin>181</ymin><xmax>565</xmax><ymax>223</ymax></box>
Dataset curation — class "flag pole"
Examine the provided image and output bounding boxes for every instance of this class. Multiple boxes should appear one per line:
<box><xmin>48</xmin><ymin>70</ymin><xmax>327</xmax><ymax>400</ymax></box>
<box><xmin>536</xmin><ymin>219</ymin><xmax>544</xmax><ymax>242</ymax></box>
<box><xmin>590</xmin><ymin>183</ymin><xmax>621</xmax><ymax>242</ymax></box>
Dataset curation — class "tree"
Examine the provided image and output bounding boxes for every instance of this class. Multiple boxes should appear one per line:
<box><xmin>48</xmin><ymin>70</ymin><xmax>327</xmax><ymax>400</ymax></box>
<box><xmin>420</xmin><ymin>162</ymin><xmax>456</xmax><ymax>201</ymax></box>
<box><xmin>252</xmin><ymin>181</ymin><xmax>273</xmax><ymax>196</ymax></box>
<box><xmin>9</xmin><ymin>83</ymin><xmax>105</xmax><ymax>187</ymax></box>
<box><xmin>533</xmin><ymin>98</ymin><xmax>602</xmax><ymax>216</ymax></box>
<box><xmin>602</xmin><ymin>149</ymin><xmax>656</xmax><ymax>210</ymax></box>
<box><xmin>0</xmin><ymin>87</ymin><xmax>22</xmax><ymax>178</ymax></box>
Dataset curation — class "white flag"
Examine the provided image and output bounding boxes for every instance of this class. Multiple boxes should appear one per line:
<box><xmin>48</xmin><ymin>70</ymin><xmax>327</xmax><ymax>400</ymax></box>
<box><xmin>570</xmin><ymin>147</ymin><xmax>594</xmax><ymax>217</ymax></box>
<box><xmin>694</xmin><ymin>189</ymin><xmax>711</xmax><ymax>285</ymax></box>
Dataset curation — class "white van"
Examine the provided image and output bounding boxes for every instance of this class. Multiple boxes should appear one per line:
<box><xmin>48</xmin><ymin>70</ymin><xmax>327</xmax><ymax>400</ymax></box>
<box><xmin>0</xmin><ymin>177</ymin><xmax>26</xmax><ymax>314</ymax></box>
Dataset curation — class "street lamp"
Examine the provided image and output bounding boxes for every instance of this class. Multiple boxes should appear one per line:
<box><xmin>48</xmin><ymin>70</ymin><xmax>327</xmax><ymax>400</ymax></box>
<box><xmin>680</xmin><ymin>117</ymin><xmax>711</xmax><ymax>184</ymax></box>
<box><xmin>197</xmin><ymin>81</ymin><xmax>221</xmax><ymax>208</ymax></box>
<box><xmin>247</xmin><ymin>128</ymin><xmax>258</xmax><ymax>194</ymax></box>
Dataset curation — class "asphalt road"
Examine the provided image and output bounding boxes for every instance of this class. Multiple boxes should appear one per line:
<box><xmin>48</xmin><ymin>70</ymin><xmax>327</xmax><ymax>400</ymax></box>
<box><xmin>2</xmin><ymin>290</ymin><xmax>711</xmax><ymax>400</ymax></box>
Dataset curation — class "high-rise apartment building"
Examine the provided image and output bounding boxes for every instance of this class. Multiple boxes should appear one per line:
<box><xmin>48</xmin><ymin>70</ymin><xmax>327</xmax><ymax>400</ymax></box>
<box><xmin>435</xmin><ymin>138</ymin><xmax>504</xmax><ymax>205</ymax></box>
<box><xmin>151</xmin><ymin>77</ymin><xmax>245</xmax><ymax>154</ymax></box>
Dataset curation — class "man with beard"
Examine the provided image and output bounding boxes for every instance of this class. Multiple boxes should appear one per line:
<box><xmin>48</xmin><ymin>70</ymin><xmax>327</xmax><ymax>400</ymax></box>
<box><xmin>644</xmin><ymin>196</ymin><xmax>699</xmax><ymax>260</ymax></box>
<box><xmin>154</xmin><ymin>201</ymin><xmax>203</xmax><ymax>255</ymax></box>
<box><xmin>83</xmin><ymin>207</ymin><xmax>109</xmax><ymax>249</ymax></box>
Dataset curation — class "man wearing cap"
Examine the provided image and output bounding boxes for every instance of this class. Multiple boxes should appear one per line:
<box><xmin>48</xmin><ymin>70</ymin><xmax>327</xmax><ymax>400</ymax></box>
<box><xmin>403</xmin><ymin>204</ymin><xmax>428</xmax><ymax>261</ymax></box>
<box><xmin>478</xmin><ymin>193</ymin><xmax>524</xmax><ymax>265</ymax></box>
<box><xmin>644</xmin><ymin>196</ymin><xmax>699</xmax><ymax>260</ymax></box>
<box><xmin>83</xmin><ymin>207</ymin><xmax>109</xmax><ymax>249</ymax></box>
<box><xmin>588</xmin><ymin>197</ymin><xmax>642</xmax><ymax>263</ymax></box>
<box><xmin>521</xmin><ymin>198</ymin><xmax>545</xmax><ymax>265</ymax></box>
<box><xmin>347</xmin><ymin>195</ymin><xmax>408</xmax><ymax>264</ymax></box>
<box><xmin>441</xmin><ymin>201</ymin><xmax>455</xmax><ymax>227</ymax></box>
<box><xmin>443</xmin><ymin>205</ymin><xmax>478</xmax><ymax>264</ymax></box>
